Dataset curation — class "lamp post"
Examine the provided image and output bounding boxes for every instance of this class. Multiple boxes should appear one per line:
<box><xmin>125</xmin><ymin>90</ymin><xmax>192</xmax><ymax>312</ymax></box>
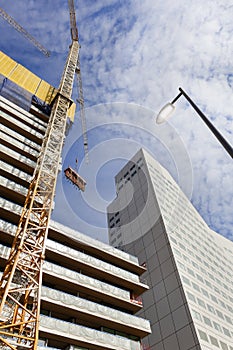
<box><xmin>156</xmin><ymin>87</ymin><xmax>233</xmax><ymax>159</ymax></box>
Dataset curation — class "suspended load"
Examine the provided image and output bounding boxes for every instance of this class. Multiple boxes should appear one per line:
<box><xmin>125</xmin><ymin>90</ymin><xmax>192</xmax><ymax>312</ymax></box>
<box><xmin>64</xmin><ymin>166</ymin><xmax>86</xmax><ymax>192</ymax></box>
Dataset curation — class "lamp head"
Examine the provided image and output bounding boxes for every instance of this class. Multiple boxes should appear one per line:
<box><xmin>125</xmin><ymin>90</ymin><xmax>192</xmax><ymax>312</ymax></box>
<box><xmin>156</xmin><ymin>102</ymin><xmax>175</xmax><ymax>124</ymax></box>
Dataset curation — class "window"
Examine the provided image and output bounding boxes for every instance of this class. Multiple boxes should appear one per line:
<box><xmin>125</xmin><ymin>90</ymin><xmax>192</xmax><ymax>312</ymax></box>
<box><xmin>223</xmin><ymin>327</ymin><xmax>231</xmax><ymax>337</ymax></box>
<box><xmin>177</xmin><ymin>261</ymin><xmax>185</xmax><ymax>270</ymax></box>
<box><xmin>173</xmin><ymin>248</ymin><xmax>182</xmax><ymax>257</ymax></box>
<box><xmin>179</xmin><ymin>242</ymin><xmax>186</xmax><ymax>251</ymax></box>
<box><xmin>196</xmin><ymin>274</ymin><xmax>204</xmax><ymax>283</ymax></box>
<box><xmin>170</xmin><ymin>236</ymin><xmax>177</xmax><ymax>244</ymax></box>
<box><xmin>192</xmin><ymin>282</ymin><xmax>200</xmax><ymax>292</ymax></box>
<box><xmin>210</xmin><ymin>294</ymin><xmax>218</xmax><ymax>303</ymax></box>
<box><xmin>187</xmin><ymin>291</ymin><xmax>196</xmax><ymax>302</ymax></box>
<box><xmin>130</xmin><ymin>164</ymin><xmax>136</xmax><ymax>171</ymax></box>
<box><xmin>200</xmin><ymin>266</ymin><xmax>206</xmax><ymax>274</ymax></box>
<box><xmin>205</xmin><ymin>279</ymin><xmax>212</xmax><ymax>288</ymax></box>
<box><xmin>207</xmin><ymin>304</ymin><xmax>215</xmax><ymax>314</ymax></box>
<box><xmin>225</xmin><ymin>315</ymin><xmax>232</xmax><ymax>325</ymax></box>
<box><xmin>198</xmin><ymin>329</ymin><xmax>208</xmax><ymax>342</ymax></box>
<box><xmin>203</xmin><ymin>316</ymin><xmax>212</xmax><ymax>327</ymax></box>
<box><xmin>219</xmin><ymin>300</ymin><xmax>226</xmax><ymax>309</ymax></box>
<box><xmin>216</xmin><ymin>310</ymin><xmax>224</xmax><ymax>319</ymax></box>
<box><xmin>213</xmin><ymin>321</ymin><xmax>222</xmax><ymax>333</ymax></box>
<box><xmin>209</xmin><ymin>335</ymin><xmax>219</xmax><ymax>347</ymax></box>
<box><xmin>187</xmin><ymin>268</ymin><xmax>195</xmax><ymax>277</ymax></box>
<box><xmin>208</xmin><ymin>272</ymin><xmax>215</xmax><ymax>281</ymax></box>
<box><xmin>220</xmin><ymin>341</ymin><xmax>228</xmax><ymax>350</ymax></box>
<box><xmin>192</xmin><ymin>310</ymin><xmax>202</xmax><ymax>321</ymax></box>
<box><xmin>183</xmin><ymin>255</ymin><xmax>190</xmax><ymax>263</ymax></box>
<box><xmin>201</xmin><ymin>288</ymin><xmax>209</xmax><ymax>298</ymax></box>
<box><xmin>197</xmin><ymin>298</ymin><xmax>206</xmax><ymax>308</ymax></box>
<box><xmin>182</xmin><ymin>275</ymin><xmax>190</xmax><ymax>285</ymax></box>
<box><xmin>214</xmin><ymin>286</ymin><xmax>220</xmax><ymax>294</ymax></box>
<box><xmin>187</xmin><ymin>249</ymin><xmax>194</xmax><ymax>257</ymax></box>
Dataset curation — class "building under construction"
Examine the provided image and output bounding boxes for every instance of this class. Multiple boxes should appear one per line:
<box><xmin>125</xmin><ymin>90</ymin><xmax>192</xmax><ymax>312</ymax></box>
<box><xmin>0</xmin><ymin>44</ymin><xmax>151</xmax><ymax>350</ymax></box>
<box><xmin>0</xmin><ymin>3</ymin><xmax>151</xmax><ymax>349</ymax></box>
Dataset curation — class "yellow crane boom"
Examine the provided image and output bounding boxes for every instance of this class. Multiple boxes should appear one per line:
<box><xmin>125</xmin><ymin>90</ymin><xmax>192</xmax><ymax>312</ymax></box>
<box><xmin>0</xmin><ymin>3</ymin><xmax>80</xmax><ymax>349</ymax></box>
<box><xmin>0</xmin><ymin>7</ymin><xmax>50</xmax><ymax>57</ymax></box>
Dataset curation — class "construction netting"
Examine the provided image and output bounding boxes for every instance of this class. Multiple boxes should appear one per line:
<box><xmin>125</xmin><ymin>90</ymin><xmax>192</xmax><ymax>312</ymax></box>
<box><xmin>0</xmin><ymin>245</ymin><xmax>130</xmax><ymax>307</ymax></box>
<box><xmin>0</xmin><ymin>74</ymin><xmax>32</xmax><ymax>111</ymax></box>
<box><xmin>43</xmin><ymin>261</ymin><xmax>130</xmax><ymax>302</ymax></box>
<box><xmin>39</xmin><ymin>315</ymin><xmax>142</xmax><ymax>350</ymax></box>
<box><xmin>0</xmin><ymin>51</ymin><xmax>76</xmax><ymax>120</ymax></box>
<box><xmin>41</xmin><ymin>286</ymin><xmax>150</xmax><ymax>332</ymax></box>
<box><xmin>46</xmin><ymin>239</ymin><xmax>140</xmax><ymax>284</ymax></box>
<box><xmin>50</xmin><ymin>220</ymin><xmax>138</xmax><ymax>264</ymax></box>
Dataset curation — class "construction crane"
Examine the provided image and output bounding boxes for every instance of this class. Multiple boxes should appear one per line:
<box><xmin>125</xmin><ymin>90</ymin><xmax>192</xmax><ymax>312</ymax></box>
<box><xmin>0</xmin><ymin>1</ymin><xmax>82</xmax><ymax>348</ymax></box>
<box><xmin>0</xmin><ymin>7</ymin><xmax>50</xmax><ymax>57</ymax></box>
<box><xmin>0</xmin><ymin>4</ymin><xmax>89</xmax><ymax>163</ymax></box>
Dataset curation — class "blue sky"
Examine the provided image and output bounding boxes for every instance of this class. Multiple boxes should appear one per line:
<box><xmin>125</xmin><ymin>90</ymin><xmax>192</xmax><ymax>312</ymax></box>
<box><xmin>0</xmin><ymin>0</ymin><xmax>232</xmax><ymax>242</ymax></box>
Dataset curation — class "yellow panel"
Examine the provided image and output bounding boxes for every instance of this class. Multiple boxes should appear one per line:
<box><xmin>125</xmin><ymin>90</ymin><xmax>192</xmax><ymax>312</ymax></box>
<box><xmin>9</xmin><ymin>65</ymin><xmax>41</xmax><ymax>94</ymax></box>
<box><xmin>67</xmin><ymin>101</ymin><xmax>76</xmax><ymax>122</ymax></box>
<box><xmin>0</xmin><ymin>51</ymin><xmax>17</xmax><ymax>77</ymax></box>
<box><xmin>1</xmin><ymin>51</ymin><xmax>75</xmax><ymax>121</ymax></box>
<box><xmin>36</xmin><ymin>80</ymin><xmax>57</xmax><ymax>104</ymax></box>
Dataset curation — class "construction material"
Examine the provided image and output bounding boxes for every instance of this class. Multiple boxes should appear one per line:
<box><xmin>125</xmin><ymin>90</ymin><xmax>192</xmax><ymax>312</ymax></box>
<box><xmin>64</xmin><ymin>166</ymin><xmax>86</xmax><ymax>191</ymax></box>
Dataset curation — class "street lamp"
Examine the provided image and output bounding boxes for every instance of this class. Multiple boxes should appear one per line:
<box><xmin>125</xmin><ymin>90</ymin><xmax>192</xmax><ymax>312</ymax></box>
<box><xmin>156</xmin><ymin>87</ymin><xmax>233</xmax><ymax>159</ymax></box>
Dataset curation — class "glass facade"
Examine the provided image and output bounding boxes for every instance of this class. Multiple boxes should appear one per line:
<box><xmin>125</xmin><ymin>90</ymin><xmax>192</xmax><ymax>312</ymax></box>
<box><xmin>107</xmin><ymin>148</ymin><xmax>233</xmax><ymax>350</ymax></box>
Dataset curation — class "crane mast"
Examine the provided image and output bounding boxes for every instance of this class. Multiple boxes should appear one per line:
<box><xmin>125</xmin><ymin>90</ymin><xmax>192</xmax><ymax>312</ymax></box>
<box><xmin>0</xmin><ymin>3</ymin><xmax>80</xmax><ymax>349</ymax></box>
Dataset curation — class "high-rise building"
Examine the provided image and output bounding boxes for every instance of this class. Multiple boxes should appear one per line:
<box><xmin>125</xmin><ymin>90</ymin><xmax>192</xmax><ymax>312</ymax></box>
<box><xmin>107</xmin><ymin>148</ymin><xmax>233</xmax><ymax>350</ymax></box>
<box><xmin>0</xmin><ymin>52</ymin><xmax>151</xmax><ymax>349</ymax></box>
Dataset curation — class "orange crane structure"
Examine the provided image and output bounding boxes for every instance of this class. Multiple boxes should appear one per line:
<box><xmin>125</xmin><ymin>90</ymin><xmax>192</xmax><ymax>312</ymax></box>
<box><xmin>0</xmin><ymin>1</ymin><xmax>86</xmax><ymax>348</ymax></box>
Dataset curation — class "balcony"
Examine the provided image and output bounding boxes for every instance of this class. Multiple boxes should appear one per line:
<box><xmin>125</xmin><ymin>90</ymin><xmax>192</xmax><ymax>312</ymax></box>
<box><xmin>0</xmin><ymin>109</ymin><xmax>44</xmax><ymax>145</ymax></box>
<box><xmin>1</xmin><ymin>143</ymin><xmax>36</xmax><ymax>174</ymax></box>
<box><xmin>39</xmin><ymin>315</ymin><xmax>143</xmax><ymax>350</ymax></box>
<box><xmin>41</xmin><ymin>286</ymin><xmax>151</xmax><ymax>337</ymax></box>
<box><xmin>50</xmin><ymin>221</ymin><xmax>146</xmax><ymax>276</ymax></box>
<box><xmin>46</xmin><ymin>240</ymin><xmax>148</xmax><ymax>295</ymax></box>
<box><xmin>1</xmin><ymin>124</ymin><xmax>41</xmax><ymax>152</ymax></box>
<box><xmin>0</xmin><ymin>246</ymin><xmax>142</xmax><ymax>314</ymax></box>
